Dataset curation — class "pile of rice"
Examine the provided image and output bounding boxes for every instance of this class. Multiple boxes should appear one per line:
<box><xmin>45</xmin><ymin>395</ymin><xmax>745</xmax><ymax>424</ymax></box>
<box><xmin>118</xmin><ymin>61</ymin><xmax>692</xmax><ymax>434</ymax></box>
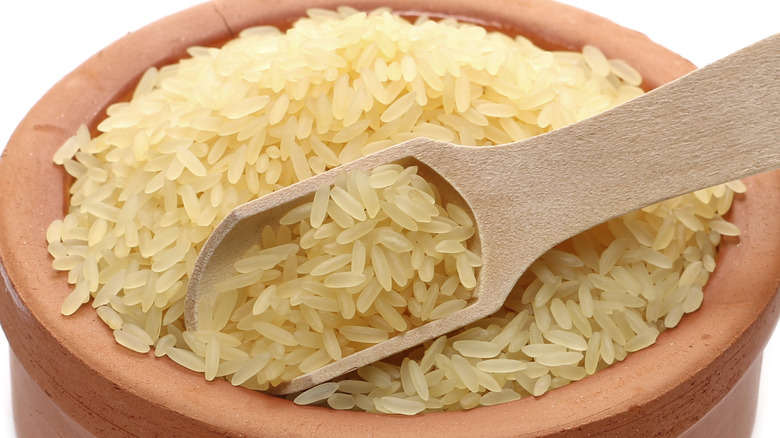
<box><xmin>46</xmin><ymin>7</ymin><xmax>743</xmax><ymax>415</ymax></box>
<box><xmin>196</xmin><ymin>163</ymin><xmax>482</xmax><ymax>386</ymax></box>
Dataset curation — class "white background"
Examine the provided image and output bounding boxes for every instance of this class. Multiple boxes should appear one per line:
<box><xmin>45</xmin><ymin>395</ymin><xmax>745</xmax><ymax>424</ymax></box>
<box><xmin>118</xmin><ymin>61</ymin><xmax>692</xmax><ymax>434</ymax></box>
<box><xmin>0</xmin><ymin>1</ymin><xmax>777</xmax><ymax>436</ymax></box>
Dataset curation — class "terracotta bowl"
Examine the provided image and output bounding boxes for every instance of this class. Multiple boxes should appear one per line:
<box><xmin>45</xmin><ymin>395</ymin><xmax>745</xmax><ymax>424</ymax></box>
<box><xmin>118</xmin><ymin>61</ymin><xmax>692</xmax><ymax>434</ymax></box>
<box><xmin>1</xmin><ymin>0</ymin><xmax>779</xmax><ymax>437</ymax></box>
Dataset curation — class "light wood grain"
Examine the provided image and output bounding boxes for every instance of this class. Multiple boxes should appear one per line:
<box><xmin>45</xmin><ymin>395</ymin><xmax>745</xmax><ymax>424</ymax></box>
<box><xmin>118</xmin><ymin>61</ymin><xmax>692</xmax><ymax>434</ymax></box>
<box><xmin>185</xmin><ymin>33</ymin><xmax>780</xmax><ymax>395</ymax></box>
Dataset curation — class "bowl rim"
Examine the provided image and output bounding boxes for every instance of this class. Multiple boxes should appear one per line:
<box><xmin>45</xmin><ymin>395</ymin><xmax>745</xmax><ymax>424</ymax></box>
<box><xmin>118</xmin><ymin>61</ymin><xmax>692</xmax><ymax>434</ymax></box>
<box><xmin>1</xmin><ymin>0</ymin><xmax>779</xmax><ymax>437</ymax></box>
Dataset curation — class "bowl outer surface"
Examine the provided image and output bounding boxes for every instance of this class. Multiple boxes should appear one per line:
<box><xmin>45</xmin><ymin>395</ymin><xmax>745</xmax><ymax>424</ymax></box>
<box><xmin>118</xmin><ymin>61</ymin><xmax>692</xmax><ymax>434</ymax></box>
<box><xmin>0</xmin><ymin>0</ymin><xmax>779</xmax><ymax>437</ymax></box>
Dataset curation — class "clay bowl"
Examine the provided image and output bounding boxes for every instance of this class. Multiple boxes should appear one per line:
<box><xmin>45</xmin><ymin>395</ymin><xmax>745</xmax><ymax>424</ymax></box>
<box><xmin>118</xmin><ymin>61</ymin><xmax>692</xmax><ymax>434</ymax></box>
<box><xmin>1</xmin><ymin>0</ymin><xmax>779</xmax><ymax>437</ymax></box>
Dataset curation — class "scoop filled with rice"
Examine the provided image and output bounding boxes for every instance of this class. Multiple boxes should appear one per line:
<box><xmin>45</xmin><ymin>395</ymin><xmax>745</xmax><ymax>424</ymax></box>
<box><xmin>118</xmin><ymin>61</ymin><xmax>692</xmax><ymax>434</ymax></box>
<box><xmin>46</xmin><ymin>6</ymin><xmax>743</xmax><ymax>415</ymax></box>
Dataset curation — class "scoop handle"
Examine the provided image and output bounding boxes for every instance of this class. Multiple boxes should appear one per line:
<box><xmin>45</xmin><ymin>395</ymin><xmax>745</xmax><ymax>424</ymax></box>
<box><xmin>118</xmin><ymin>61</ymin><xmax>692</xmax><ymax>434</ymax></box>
<box><xmin>416</xmin><ymin>31</ymin><xmax>780</xmax><ymax>318</ymax></box>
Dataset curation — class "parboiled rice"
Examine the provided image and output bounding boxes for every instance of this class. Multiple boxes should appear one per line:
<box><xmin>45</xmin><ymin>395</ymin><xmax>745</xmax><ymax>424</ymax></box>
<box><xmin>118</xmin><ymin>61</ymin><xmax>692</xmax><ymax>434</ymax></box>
<box><xmin>46</xmin><ymin>7</ymin><xmax>746</xmax><ymax>414</ymax></box>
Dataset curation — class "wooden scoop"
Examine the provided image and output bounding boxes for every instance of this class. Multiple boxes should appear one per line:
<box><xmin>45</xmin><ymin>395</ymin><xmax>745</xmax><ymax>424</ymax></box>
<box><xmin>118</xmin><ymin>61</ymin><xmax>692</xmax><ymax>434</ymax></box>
<box><xmin>185</xmin><ymin>33</ymin><xmax>780</xmax><ymax>395</ymax></box>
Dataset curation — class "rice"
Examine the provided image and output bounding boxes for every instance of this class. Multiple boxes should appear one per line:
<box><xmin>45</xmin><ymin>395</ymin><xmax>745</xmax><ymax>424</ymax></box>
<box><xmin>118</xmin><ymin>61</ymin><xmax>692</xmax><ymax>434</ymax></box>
<box><xmin>294</xmin><ymin>381</ymin><xmax>340</xmax><ymax>405</ymax></box>
<box><xmin>200</xmin><ymin>163</ymin><xmax>478</xmax><ymax>387</ymax></box>
<box><xmin>47</xmin><ymin>7</ymin><xmax>744</xmax><ymax>414</ymax></box>
<box><xmin>327</xmin><ymin>393</ymin><xmax>356</xmax><ymax>410</ymax></box>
